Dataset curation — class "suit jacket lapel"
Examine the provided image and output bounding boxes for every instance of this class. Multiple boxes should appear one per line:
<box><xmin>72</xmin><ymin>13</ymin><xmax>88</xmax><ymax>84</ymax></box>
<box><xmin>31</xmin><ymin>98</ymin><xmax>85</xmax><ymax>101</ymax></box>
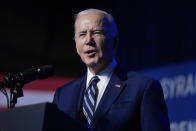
<box><xmin>91</xmin><ymin>68</ymin><xmax>127</xmax><ymax>128</ymax></box>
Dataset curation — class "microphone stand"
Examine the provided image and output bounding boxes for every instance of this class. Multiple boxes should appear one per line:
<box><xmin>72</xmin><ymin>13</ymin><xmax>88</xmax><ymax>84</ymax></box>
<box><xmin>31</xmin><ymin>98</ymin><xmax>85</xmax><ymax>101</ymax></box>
<box><xmin>3</xmin><ymin>73</ymin><xmax>24</xmax><ymax>108</ymax></box>
<box><xmin>10</xmin><ymin>85</ymin><xmax>24</xmax><ymax>108</ymax></box>
<box><xmin>10</xmin><ymin>83</ymin><xmax>24</xmax><ymax>108</ymax></box>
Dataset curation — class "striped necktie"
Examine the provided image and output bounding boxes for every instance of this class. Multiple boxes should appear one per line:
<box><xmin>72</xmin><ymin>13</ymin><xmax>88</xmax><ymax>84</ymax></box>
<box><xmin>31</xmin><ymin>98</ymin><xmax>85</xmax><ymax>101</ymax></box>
<box><xmin>83</xmin><ymin>76</ymin><xmax>99</xmax><ymax>125</ymax></box>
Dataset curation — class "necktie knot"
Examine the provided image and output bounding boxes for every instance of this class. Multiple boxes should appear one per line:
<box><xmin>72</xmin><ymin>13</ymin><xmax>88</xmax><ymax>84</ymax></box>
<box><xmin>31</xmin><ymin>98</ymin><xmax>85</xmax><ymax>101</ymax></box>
<box><xmin>90</xmin><ymin>76</ymin><xmax>99</xmax><ymax>85</ymax></box>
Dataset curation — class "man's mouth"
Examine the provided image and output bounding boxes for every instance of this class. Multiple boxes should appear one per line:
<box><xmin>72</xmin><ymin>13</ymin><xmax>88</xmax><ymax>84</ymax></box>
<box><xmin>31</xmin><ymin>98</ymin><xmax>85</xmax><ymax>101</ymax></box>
<box><xmin>85</xmin><ymin>50</ymin><xmax>97</xmax><ymax>57</ymax></box>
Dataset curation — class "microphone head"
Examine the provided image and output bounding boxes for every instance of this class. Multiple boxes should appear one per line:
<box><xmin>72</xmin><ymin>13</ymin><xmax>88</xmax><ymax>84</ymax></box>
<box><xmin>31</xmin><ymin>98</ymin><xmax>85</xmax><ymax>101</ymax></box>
<box><xmin>37</xmin><ymin>65</ymin><xmax>54</xmax><ymax>79</ymax></box>
<box><xmin>18</xmin><ymin>65</ymin><xmax>54</xmax><ymax>84</ymax></box>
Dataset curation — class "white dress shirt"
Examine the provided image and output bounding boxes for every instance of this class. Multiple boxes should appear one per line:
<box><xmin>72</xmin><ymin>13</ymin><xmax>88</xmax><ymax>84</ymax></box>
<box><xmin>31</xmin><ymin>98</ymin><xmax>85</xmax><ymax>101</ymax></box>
<box><xmin>86</xmin><ymin>59</ymin><xmax>117</xmax><ymax>110</ymax></box>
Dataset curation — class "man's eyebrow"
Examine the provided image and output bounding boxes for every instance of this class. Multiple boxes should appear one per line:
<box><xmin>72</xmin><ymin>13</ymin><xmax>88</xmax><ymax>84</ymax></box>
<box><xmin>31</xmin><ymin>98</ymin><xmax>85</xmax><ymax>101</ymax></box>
<box><xmin>93</xmin><ymin>29</ymin><xmax>105</xmax><ymax>32</ymax></box>
<box><xmin>94</xmin><ymin>29</ymin><xmax>103</xmax><ymax>31</ymax></box>
<box><xmin>79</xmin><ymin>31</ymin><xmax>87</xmax><ymax>33</ymax></box>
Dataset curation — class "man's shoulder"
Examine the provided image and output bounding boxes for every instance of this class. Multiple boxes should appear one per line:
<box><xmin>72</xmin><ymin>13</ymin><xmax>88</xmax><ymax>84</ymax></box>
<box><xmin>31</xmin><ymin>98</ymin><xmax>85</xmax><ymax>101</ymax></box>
<box><xmin>125</xmin><ymin>71</ymin><xmax>159</xmax><ymax>86</ymax></box>
<box><xmin>115</xmin><ymin>65</ymin><xmax>156</xmax><ymax>83</ymax></box>
<box><xmin>127</xmin><ymin>71</ymin><xmax>154</xmax><ymax>81</ymax></box>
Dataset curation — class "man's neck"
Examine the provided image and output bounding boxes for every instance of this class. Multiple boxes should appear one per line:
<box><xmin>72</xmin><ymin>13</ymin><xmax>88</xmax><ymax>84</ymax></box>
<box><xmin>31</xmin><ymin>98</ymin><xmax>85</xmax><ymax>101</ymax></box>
<box><xmin>87</xmin><ymin>59</ymin><xmax>116</xmax><ymax>75</ymax></box>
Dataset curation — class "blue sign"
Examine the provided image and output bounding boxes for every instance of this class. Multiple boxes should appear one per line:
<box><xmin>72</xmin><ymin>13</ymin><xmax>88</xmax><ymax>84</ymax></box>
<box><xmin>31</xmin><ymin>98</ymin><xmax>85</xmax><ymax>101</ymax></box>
<box><xmin>141</xmin><ymin>60</ymin><xmax>196</xmax><ymax>131</ymax></box>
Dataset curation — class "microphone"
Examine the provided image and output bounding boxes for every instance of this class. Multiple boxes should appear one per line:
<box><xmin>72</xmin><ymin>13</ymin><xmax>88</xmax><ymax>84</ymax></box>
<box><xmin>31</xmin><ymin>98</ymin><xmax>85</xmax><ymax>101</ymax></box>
<box><xmin>3</xmin><ymin>65</ymin><xmax>54</xmax><ymax>87</ymax></box>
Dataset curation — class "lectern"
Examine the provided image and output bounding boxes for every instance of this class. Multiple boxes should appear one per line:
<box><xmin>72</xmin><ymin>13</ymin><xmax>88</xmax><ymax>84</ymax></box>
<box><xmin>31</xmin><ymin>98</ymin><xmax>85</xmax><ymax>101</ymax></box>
<box><xmin>0</xmin><ymin>102</ymin><xmax>90</xmax><ymax>131</ymax></box>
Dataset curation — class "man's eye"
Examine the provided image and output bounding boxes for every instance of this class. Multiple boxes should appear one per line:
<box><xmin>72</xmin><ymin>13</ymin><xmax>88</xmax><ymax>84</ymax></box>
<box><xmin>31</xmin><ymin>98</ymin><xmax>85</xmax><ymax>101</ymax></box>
<box><xmin>94</xmin><ymin>31</ymin><xmax>103</xmax><ymax>35</ymax></box>
<box><xmin>79</xmin><ymin>33</ymin><xmax>86</xmax><ymax>37</ymax></box>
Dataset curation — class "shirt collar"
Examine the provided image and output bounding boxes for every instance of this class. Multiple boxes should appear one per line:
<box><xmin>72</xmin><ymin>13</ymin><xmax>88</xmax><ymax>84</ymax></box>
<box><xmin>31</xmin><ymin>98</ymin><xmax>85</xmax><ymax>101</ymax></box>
<box><xmin>86</xmin><ymin>59</ymin><xmax>117</xmax><ymax>87</ymax></box>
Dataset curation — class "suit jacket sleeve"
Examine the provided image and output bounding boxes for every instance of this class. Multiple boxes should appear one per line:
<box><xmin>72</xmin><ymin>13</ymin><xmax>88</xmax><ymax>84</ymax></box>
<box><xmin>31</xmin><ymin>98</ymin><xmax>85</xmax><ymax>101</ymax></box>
<box><xmin>140</xmin><ymin>80</ymin><xmax>170</xmax><ymax>131</ymax></box>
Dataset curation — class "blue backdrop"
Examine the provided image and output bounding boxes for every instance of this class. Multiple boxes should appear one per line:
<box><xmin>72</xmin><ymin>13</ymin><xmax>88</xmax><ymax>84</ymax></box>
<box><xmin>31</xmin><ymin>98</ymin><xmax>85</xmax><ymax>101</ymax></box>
<box><xmin>141</xmin><ymin>60</ymin><xmax>196</xmax><ymax>131</ymax></box>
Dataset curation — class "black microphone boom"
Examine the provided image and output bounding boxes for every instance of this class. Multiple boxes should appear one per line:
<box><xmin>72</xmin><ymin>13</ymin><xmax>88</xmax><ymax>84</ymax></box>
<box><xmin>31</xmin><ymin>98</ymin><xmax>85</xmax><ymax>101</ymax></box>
<box><xmin>0</xmin><ymin>65</ymin><xmax>54</xmax><ymax>108</ymax></box>
<box><xmin>18</xmin><ymin>65</ymin><xmax>54</xmax><ymax>84</ymax></box>
<box><xmin>3</xmin><ymin>65</ymin><xmax>54</xmax><ymax>87</ymax></box>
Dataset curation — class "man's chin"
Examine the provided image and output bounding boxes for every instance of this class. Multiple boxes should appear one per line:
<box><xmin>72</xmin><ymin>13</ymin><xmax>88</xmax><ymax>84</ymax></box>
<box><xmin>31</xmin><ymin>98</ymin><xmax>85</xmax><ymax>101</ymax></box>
<box><xmin>86</xmin><ymin>62</ymin><xmax>97</xmax><ymax>68</ymax></box>
<box><xmin>84</xmin><ymin>58</ymin><xmax>97</xmax><ymax>66</ymax></box>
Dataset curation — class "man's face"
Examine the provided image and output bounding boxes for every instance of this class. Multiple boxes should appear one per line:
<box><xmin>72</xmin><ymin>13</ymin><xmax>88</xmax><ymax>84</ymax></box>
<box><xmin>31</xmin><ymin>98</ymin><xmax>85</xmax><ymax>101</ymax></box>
<box><xmin>75</xmin><ymin>12</ymin><xmax>115</xmax><ymax>70</ymax></box>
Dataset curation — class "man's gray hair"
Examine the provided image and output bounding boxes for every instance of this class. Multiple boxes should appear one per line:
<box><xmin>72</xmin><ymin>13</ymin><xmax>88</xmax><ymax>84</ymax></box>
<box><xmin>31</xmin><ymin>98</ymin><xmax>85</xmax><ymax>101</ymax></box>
<box><xmin>74</xmin><ymin>8</ymin><xmax>118</xmax><ymax>39</ymax></box>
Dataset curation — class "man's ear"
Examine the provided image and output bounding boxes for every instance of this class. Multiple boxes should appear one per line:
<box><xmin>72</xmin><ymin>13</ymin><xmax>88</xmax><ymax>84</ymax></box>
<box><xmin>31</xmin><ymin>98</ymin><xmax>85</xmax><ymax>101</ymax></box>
<box><xmin>75</xmin><ymin>41</ymin><xmax>80</xmax><ymax>54</ymax></box>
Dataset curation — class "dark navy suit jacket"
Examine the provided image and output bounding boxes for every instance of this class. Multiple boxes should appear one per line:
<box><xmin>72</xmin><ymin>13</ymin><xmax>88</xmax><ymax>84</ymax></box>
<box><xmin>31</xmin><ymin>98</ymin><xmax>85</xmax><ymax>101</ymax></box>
<box><xmin>53</xmin><ymin>68</ymin><xmax>170</xmax><ymax>131</ymax></box>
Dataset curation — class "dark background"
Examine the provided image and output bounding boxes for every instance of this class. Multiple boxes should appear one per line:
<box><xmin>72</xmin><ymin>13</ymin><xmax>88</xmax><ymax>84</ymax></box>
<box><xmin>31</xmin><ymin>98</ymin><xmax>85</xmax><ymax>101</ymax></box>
<box><xmin>0</xmin><ymin>0</ymin><xmax>196</xmax><ymax>77</ymax></box>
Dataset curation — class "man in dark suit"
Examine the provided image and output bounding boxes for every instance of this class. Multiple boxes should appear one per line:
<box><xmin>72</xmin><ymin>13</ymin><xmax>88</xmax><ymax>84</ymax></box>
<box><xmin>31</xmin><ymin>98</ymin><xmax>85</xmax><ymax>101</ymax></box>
<box><xmin>53</xmin><ymin>8</ymin><xmax>170</xmax><ymax>131</ymax></box>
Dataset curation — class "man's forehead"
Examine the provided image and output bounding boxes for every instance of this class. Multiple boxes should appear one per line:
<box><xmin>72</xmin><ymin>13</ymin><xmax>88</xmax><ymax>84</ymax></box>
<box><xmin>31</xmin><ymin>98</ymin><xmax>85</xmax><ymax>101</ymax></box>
<box><xmin>78</xmin><ymin>12</ymin><xmax>108</xmax><ymax>23</ymax></box>
<box><xmin>76</xmin><ymin>13</ymin><xmax>109</xmax><ymax>29</ymax></box>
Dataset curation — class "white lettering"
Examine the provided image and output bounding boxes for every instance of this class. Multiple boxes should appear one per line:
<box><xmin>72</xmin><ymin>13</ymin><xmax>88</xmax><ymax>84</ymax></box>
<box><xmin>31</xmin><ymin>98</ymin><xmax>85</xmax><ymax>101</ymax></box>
<box><xmin>171</xmin><ymin>120</ymin><xmax>196</xmax><ymax>131</ymax></box>
<box><xmin>175</xmin><ymin>75</ymin><xmax>186</xmax><ymax>98</ymax></box>
<box><xmin>185</xmin><ymin>74</ymin><xmax>195</xmax><ymax>96</ymax></box>
<box><xmin>161</xmin><ymin>78</ymin><xmax>175</xmax><ymax>99</ymax></box>
<box><xmin>179</xmin><ymin>121</ymin><xmax>187</xmax><ymax>131</ymax></box>
<box><xmin>160</xmin><ymin>73</ymin><xmax>196</xmax><ymax>99</ymax></box>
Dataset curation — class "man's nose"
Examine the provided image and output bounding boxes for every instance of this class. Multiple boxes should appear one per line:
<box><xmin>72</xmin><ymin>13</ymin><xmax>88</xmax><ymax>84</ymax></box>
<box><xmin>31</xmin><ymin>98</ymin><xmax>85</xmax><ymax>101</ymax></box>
<box><xmin>85</xmin><ymin>33</ymin><xmax>94</xmax><ymax>45</ymax></box>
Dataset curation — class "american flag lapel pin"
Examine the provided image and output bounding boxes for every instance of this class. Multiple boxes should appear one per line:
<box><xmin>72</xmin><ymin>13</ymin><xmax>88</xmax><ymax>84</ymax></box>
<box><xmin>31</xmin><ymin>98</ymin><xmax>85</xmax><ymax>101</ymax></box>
<box><xmin>115</xmin><ymin>84</ymin><xmax>121</xmax><ymax>88</ymax></box>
